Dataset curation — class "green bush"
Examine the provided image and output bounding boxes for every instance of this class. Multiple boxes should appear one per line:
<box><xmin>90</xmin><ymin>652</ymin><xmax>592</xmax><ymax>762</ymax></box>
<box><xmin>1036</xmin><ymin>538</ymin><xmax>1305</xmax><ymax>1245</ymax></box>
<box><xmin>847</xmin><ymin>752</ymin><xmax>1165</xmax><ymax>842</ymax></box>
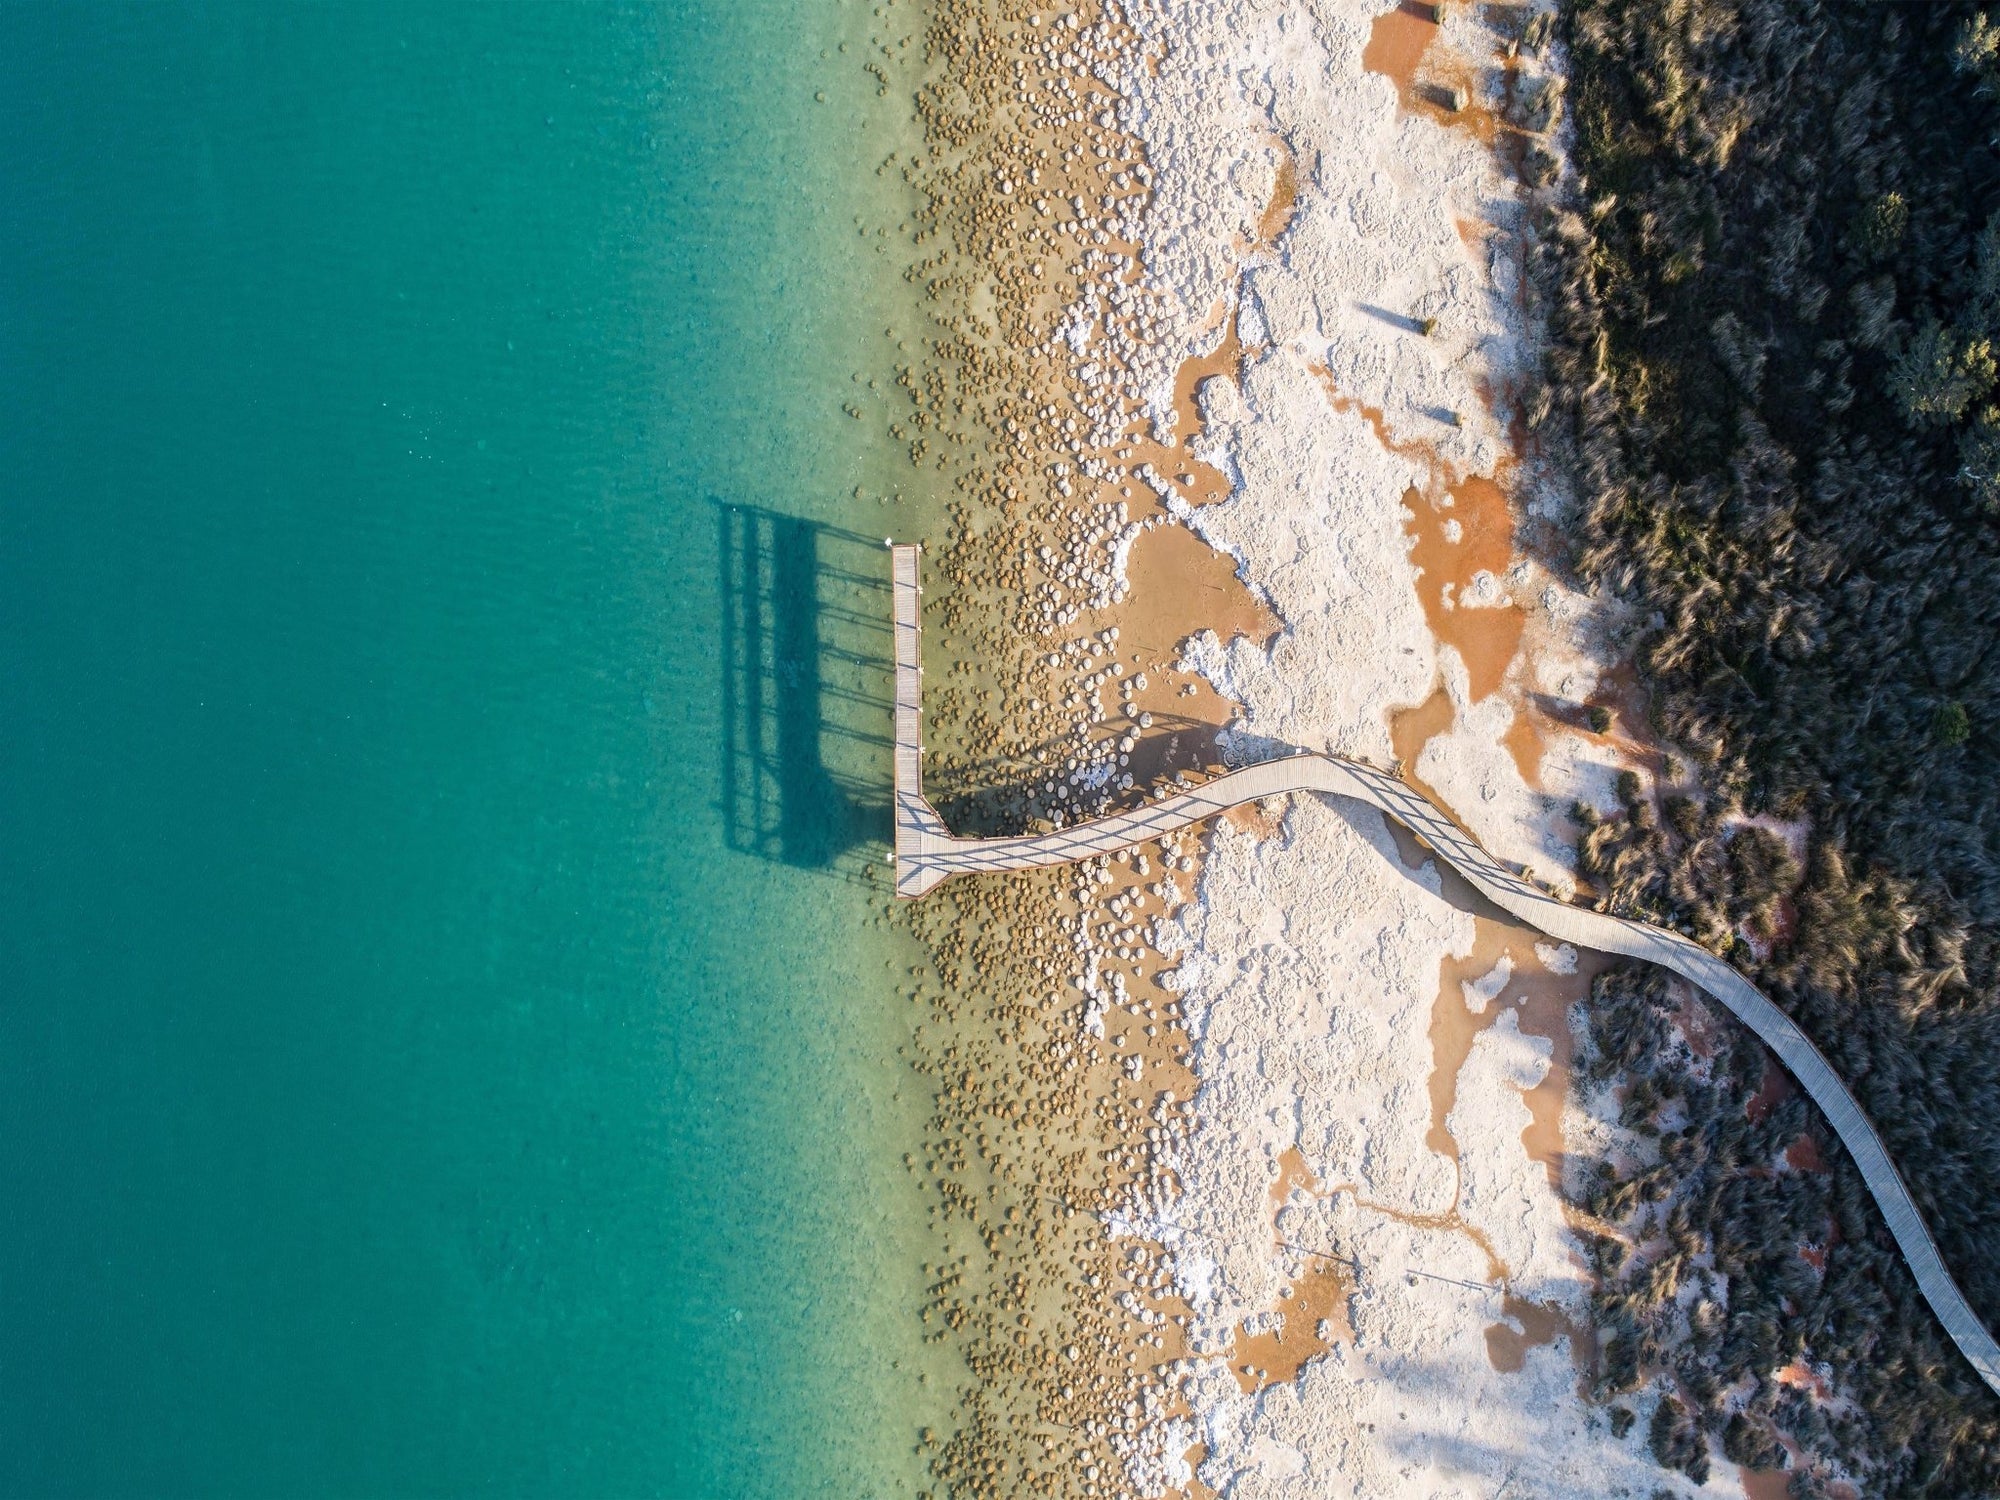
<box><xmin>1936</xmin><ymin>700</ymin><xmax>1972</xmax><ymax>747</ymax></box>
<box><xmin>1548</xmin><ymin>0</ymin><xmax>2000</xmax><ymax>1490</ymax></box>
<box><xmin>1954</xmin><ymin>11</ymin><xmax>2000</xmax><ymax>94</ymax></box>
<box><xmin>1889</xmin><ymin>320</ymin><xmax>1997</xmax><ymax>427</ymax></box>
<box><xmin>1957</xmin><ymin>408</ymin><xmax>2000</xmax><ymax>511</ymax></box>
<box><xmin>1857</xmin><ymin>192</ymin><xmax>1910</xmax><ymax>261</ymax></box>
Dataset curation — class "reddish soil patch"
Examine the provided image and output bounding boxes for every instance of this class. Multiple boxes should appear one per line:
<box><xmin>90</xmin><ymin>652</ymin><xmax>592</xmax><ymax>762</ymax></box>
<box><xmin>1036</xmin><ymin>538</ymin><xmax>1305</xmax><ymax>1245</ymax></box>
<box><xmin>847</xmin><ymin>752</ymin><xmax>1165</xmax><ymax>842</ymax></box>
<box><xmin>1483</xmin><ymin>1294</ymin><xmax>1578</xmax><ymax>1373</ymax></box>
<box><xmin>1425</xmin><ymin>916</ymin><xmax>1604</xmax><ymax>1190</ymax></box>
<box><xmin>1740</xmin><ymin>1463</ymin><xmax>1797</xmax><ymax>1500</ymax></box>
<box><xmin>1255</xmin><ymin>143</ymin><xmax>1299</xmax><ymax>247</ymax></box>
<box><xmin>1362</xmin><ymin>3</ymin><xmax>1440</xmax><ymax>105</ymax></box>
<box><xmin>1310</xmin><ymin>371</ymin><xmax>1542</xmax><ymax>793</ymax></box>
<box><xmin>1406</xmin><ymin>472</ymin><xmax>1528</xmax><ymax>704</ymax></box>
<box><xmin>1746</xmin><ymin>1052</ymin><xmax>1791</xmax><ymax>1124</ymax></box>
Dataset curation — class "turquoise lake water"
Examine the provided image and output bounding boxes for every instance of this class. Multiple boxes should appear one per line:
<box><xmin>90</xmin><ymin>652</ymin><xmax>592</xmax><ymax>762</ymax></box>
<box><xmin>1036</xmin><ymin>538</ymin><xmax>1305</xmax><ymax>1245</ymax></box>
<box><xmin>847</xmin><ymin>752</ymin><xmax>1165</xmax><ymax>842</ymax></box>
<box><xmin>0</xmin><ymin>4</ymin><xmax>949</xmax><ymax>1494</ymax></box>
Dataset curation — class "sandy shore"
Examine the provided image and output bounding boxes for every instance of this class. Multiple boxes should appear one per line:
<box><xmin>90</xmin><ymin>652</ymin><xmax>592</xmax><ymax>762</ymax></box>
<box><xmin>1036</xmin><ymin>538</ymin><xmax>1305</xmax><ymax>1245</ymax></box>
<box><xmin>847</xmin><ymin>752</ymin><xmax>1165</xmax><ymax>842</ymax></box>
<box><xmin>872</xmin><ymin>0</ymin><xmax>1810</xmax><ymax>1494</ymax></box>
<box><xmin>1092</xmin><ymin>2</ymin><xmax>1773</xmax><ymax>1494</ymax></box>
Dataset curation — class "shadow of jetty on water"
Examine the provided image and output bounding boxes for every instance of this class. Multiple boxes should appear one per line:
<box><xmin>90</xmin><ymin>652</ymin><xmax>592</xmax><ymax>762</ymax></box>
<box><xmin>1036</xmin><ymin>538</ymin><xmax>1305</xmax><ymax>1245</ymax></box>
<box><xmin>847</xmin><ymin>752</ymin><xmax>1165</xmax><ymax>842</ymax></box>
<box><xmin>717</xmin><ymin>504</ymin><xmax>893</xmax><ymax>885</ymax></box>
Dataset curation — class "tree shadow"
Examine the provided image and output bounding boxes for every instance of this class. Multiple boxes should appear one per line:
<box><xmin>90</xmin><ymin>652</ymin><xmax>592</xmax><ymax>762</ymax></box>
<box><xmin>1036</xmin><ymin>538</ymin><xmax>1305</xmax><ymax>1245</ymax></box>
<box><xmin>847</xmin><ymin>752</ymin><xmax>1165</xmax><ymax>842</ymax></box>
<box><xmin>717</xmin><ymin>504</ymin><xmax>892</xmax><ymax>883</ymax></box>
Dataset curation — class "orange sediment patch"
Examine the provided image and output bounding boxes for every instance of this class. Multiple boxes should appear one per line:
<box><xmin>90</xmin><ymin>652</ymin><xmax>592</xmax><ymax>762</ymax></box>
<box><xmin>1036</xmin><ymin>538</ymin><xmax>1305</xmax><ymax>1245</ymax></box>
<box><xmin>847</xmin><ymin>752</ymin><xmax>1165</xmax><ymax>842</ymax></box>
<box><xmin>1484</xmin><ymin>1294</ymin><xmax>1574</xmax><ymax>1372</ymax></box>
<box><xmin>1254</xmin><ymin>143</ymin><xmax>1298</xmax><ymax>248</ymax></box>
<box><xmin>1311</xmin><ymin>369</ymin><xmax>1550</xmax><ymax>794</ymax></box>
<box><xmin>1061</xmin><ymin>315</ymin><xmax>1280</xmax><ymax>794</ymax></box>
<box><xmin>1269</xmin><ymin>1144</ymin><xmax>1322</xmax><ymax>1220</ymax></box>
<box><xmin>1426</xmin><ymin>917</ymin><xmax>1518</xmax><ymax>1166</ymax></box>
<box><xmin>1501</xmin><ymin>704</ymin><xmax>1548</xmax><ymax>793</ymax></box>
<box><xmin>1164</xmin><ymin>313</ymin><xmax>1246</xmax><ymax>468</ymax></box>
<box><xmin>1309</xmin><ymin>373</ymin><xmax>1430</xmax><ymax>470</ymax></box>
<box><xmin>1362</xmin><ymin>3</ymin><xmax>1440</xmax><ymax>105</ymax></box>
<box><xmin>1308</xmin><ymin>374</ymin><xmax>1528</xmax><ymax>703</ymax></box>
<box><xmin>1425</xmin><ymin>915</ymin><xmax>1605</xmax><ymax>1191</ymax></box>
<box><xmin>1363</xmin><ymin>1</ymin><xmax>1523</xmax><ymax>149</ymax></box>
<box><xmin>1094</xmin><ymin>313</ymin><xmax>1244</xmax><ymax>530</ymax></box>
<box><xmin>1385</xmin><ymin>692</ymin><xmax>1547</xmax><ymax>896</ymax></box>
<box><xmin>1371</xmin><ymin>1197</ymin><xmax>1508</xmax><ymax>1284</ymax></box>
<box><xmin>1118</xmin><ymin>520</ymin><xmax>1278</xmax><ymax>664</ymax></box>
<box><xmin>1515</xmin><ymin>946</ymin><xmax>1607</xmax><ymax>1181</ymax></box>
<box><xmin>1229</xmin><ymin>1255</ymin><xmax>1352</xmax><ymax>1392</ymax></box>
<box><xmin>1133</xmin><ymin>139</ymin><xmax>1289</xmax><ymax>502</ymax></box>
<box><xmin>1076</xmin><ymin>302</ymin><xmax>1269</xmax><ymax>768</ymax></box>
<box><xmin>1081</xmin><ymin>317</ymin><xmax>1282</xmax><ymax>801</ymax></box>
<box><xmin>1390</xmin><ymin>683</ymin><xmax>1455</xmax><ymax>794</ymax></box>
<box><xmin>1229</xmin><ymin>1145</ymin><xmax>1351</xmax><ymax>1394</ymax></box>
<box><xmin>1484</xmin><ymin>1292</ymin><xmax>1597</xmax><ymax>1378</ymax></box>
<box><xmin>1350</xmin><ymin>6</ymin><xmax>1582</xmax><ymax>808</ymax></box>
<box><xmin>1093</xmin><ymin>517</ymin><xmax>1278</xmax><ymax>789</ymax></box>
<box><xmin>1405</xmin><ymin>473</ymin><xmax>1528</xmax><ymax>704</ymax></box>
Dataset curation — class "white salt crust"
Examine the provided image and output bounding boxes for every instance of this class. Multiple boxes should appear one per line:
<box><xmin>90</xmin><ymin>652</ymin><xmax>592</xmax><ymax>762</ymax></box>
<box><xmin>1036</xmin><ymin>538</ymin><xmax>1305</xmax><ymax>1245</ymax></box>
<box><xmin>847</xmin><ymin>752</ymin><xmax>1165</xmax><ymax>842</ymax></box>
<box><xmin>1086</xmin><ymin>1</ymin><xmax>1762</xmax><ymax>1494</ymax></box>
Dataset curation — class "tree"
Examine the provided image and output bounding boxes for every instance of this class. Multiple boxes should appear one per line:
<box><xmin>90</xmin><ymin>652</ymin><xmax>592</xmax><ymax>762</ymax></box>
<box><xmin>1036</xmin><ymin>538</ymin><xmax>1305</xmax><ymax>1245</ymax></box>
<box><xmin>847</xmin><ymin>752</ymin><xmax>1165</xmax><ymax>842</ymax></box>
<box><xmin>1971</xmin><ymin>212</ymin><xmax>2000</xmax><ymax>334</ymax></box>
<box><xmin>1958</xmin><ymin>408</ymin><xmax>2000</xmax><ymax>513</ymax></box>
<box><xmin>1857</xmin><ymin>192</ymin><xmax>1909</xmax><ymax>262</ymax></box>
<box><xmin>1889</xmin><ymin>319</ymin><xmax>1998</xmax><ymax>427</ymax></box>
<box><xmin>1954</xmin><ymin>11</ymin><xmax>2000</xmax><ymax>96</ymax></box>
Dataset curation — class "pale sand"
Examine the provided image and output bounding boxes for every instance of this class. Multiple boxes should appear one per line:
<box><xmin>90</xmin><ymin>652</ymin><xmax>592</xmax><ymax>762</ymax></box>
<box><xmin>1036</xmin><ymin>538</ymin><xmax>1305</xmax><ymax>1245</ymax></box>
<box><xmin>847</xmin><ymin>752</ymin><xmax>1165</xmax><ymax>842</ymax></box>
<box><xmin>1086</xmin><ymin>1</ymin><xmax>1768</xmax><ymax>1494</ymax></box>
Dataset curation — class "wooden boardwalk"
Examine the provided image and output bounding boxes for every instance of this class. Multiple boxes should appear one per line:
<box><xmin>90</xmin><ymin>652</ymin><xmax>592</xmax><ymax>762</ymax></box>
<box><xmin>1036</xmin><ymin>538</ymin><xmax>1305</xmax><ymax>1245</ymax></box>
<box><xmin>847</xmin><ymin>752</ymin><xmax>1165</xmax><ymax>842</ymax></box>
<box><xmin>887</xmin><ymin>543</ymin><xmax>2000</xmax><ymax>1397</ymax></box>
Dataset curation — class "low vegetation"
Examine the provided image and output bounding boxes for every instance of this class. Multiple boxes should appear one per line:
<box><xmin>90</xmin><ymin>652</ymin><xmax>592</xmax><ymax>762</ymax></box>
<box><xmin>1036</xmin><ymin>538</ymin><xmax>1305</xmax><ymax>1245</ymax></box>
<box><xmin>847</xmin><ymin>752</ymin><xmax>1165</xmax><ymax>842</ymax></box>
<box><xmin>1542</xmin><ymin>1</ymin><xmax>2000</xmax><ymax>1490</ymax></box>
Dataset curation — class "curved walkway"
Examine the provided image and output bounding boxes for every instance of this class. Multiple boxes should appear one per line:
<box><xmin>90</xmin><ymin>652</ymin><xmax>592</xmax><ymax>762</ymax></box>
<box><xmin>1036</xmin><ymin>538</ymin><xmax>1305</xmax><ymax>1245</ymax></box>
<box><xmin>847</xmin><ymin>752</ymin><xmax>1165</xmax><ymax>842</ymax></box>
<box><xmin>887</xmin><ymin>544</ymin><xmax>2000</xmax><ymax>1396</ymax></box>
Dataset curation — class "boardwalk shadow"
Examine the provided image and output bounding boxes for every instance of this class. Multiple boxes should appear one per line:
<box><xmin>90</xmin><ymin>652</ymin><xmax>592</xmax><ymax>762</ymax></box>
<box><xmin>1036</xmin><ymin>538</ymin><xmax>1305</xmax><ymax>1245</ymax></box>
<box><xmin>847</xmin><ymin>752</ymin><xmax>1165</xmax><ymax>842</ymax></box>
<box><xmin>926</xmin><ymin>709</ymin><xmax>1237</xmax><ymax>839</ymax></box>
<box><xmin>717</xmin><ymin>504</ymin><xmax>892</xmax><ymax>881</ymax></box>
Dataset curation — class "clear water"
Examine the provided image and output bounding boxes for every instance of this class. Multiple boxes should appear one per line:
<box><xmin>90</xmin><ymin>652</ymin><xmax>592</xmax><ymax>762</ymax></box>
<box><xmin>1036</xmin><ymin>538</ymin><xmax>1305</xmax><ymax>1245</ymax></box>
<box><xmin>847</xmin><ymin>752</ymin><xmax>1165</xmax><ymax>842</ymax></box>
<box><xmin>0</xmin><ymin>4</ymin><xmax>946</xmax><ymax>1494</ymax></box>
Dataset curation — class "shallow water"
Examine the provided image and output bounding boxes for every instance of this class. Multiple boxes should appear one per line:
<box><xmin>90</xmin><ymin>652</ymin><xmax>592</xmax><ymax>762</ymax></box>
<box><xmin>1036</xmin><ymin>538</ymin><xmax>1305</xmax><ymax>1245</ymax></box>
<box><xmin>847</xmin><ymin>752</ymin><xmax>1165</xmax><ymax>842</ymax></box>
<box><xmin>0</xmin><ymin>4</ymin><xmax>946</xmax><ymax>1494</ymax></box>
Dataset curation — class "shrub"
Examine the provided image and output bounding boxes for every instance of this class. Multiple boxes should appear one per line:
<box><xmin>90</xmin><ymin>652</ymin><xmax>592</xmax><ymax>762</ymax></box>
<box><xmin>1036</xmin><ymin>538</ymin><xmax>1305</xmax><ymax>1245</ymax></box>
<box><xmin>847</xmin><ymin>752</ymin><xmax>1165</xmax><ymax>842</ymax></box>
<box><xmin>1549</xmin><ymin>0</ymin><xmax>2000</xmax><ymax>1489</ymax></box>
<box><xmin>1648</xmin><ymin>1394</ymin><xmax>1710</xmax><ymax>1485</ymax></box>
<box><xmin>1856</xmin><ymin>191</ymin><xmax>1909</xmax><ymax>262</ymax></box>
<box><xmin>1888</xmin><ymin>320</ymin><xmax>1997</xmax><ymax>428</ymax></box>
<box><xmin>1958</xmin><ymin>408</ymin><xmax>2000</xmax><ymax>512</ymax></box>
<box><xmin>1722</xmin><ymin>1411</ymin><xmax>1784</xmax><ymax>1469</ymax></box>
<box><xmin>1954</xmin><ymin>11</ymin><xmax>2000</xmax><ymax>95</ymax></box>
<box><xmin>1935</xmin><ymin>701</ymin><xmax>1972</xmax><ymax>747</ymax></box>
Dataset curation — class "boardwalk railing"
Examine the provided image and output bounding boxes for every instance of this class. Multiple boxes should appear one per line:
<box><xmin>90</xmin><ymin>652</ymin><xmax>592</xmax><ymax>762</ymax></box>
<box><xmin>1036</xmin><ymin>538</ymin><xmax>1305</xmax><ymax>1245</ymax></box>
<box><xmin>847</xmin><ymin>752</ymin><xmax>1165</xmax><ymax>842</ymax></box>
<box><xmin>886</xmin><ymin>543</ymin><xmax>2000</xmax><ymax>1397</ymax></box>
